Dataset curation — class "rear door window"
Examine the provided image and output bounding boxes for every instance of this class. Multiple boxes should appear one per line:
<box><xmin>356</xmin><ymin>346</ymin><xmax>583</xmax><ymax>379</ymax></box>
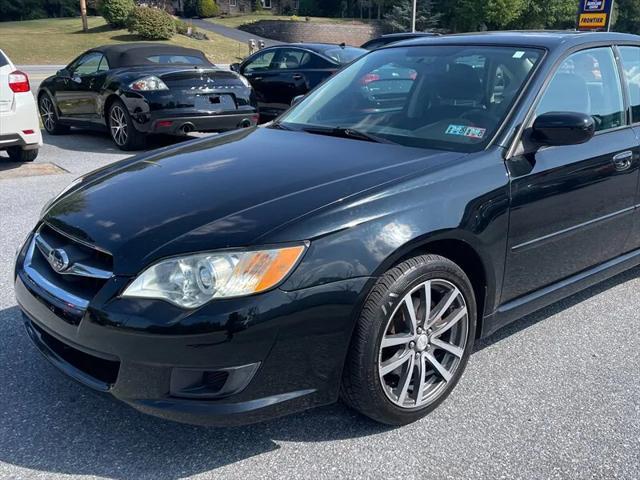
<box><xmin>0</xmin><ymin>51</ymin><xmax>8</xmax><ymax>67</ymax></box>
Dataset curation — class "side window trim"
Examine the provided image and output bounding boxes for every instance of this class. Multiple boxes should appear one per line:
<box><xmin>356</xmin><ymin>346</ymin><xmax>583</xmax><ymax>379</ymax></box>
<box><xmin>98</xmin><ymin>54</ymin><xmax>110</xmax><ymax>72</ymax></box>
<box><xmin>615</xmin><ymin>44</ymin><xmax>640</xmax><ymax>126</ymax></box>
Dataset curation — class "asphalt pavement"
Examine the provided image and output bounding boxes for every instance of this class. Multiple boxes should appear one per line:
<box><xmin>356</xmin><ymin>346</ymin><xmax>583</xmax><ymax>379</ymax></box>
<box><xmin>0</xmin><ymin>130</ymin><xmax>639</xmax><ymax>479</ymax></box>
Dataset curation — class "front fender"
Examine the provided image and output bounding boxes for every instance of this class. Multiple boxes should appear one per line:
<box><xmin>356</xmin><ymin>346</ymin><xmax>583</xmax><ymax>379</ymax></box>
<box><xmin>277</xmin><ymin>149</ymin><xmax>510</xmax><ymax>314</ymax></box>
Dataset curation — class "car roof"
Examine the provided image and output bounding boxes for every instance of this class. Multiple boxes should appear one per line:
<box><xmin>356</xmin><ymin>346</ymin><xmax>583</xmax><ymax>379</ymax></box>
<box><xmin>379</xmin><ymin>32</ymin><xmax>437</xmax><ymax>38</ymax></box>
<box><xmin>389</xmin><ymin>30</ymin><xmax>640</xmax><ymax>50</ymax></box>
<box><xmin>280</xmin><ymin>42</ymin><xmax>365</xmax><ymax>53</ymax></box>
<box><xmin>90</xmin><ymin>43</ymin><xmax>210</xmax><ymax>68</ymax></box>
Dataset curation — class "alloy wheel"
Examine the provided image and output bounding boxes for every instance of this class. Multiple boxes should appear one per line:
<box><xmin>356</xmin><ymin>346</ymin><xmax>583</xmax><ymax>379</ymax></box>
<box><xmin>39</xmin><ymin>96</ymin><xmax>55</xmax><ymax>132</ymax></box>
<box><xmin>109</xmin><ymin>105</ymin><xmax>128</xmax><ymax>146</ymax></box>
<box><xmin>378</xmin><ymin>279</ymin><xmax>469</xmax><ymax>409</ymax></box>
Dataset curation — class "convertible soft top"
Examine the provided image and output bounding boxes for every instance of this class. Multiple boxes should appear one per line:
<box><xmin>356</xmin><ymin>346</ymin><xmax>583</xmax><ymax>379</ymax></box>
<box><xmin>95</xmin><ymin>43</ymin><xmax>213</xmax><ymax>68</ymax></box>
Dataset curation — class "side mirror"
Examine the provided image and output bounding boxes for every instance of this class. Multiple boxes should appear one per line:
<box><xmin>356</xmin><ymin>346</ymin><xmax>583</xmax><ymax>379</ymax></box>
<box><xmin>230</xmin><ymin>63</ymin><xmax>241</xmax><ymax>73</ymax></box>
<box><xmin>291</xmin><ymin>94</ymin><xmax>305</xmax><ymax>106</ymax></box>
<box><xmin>532</xmin><ymin>112</ymin><xmax>595</xmax><ymax>147</ymax></box>
<box><xmin>57</xmin><ymin>68</ymin><xmax>71</xmax><ymax>78</ymax></box>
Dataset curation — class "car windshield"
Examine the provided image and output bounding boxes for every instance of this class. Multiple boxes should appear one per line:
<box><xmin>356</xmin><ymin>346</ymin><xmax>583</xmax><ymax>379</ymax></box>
<box><xmin>323</xmin><ymin>46</ymin><xmax>367</xmax><ymax>64</ymax></box>
<box><xmin>279</xmin><ymin>45</ymin><xmax>543</xmax><ymax>152</ymax></box>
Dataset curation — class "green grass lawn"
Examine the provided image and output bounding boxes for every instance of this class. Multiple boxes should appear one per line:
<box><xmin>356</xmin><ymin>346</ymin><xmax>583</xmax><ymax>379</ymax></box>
<box><xmin>0</xmin><ymin>17</ymin><xmax>249</xmax><ymax>65</ymax></box>
<box><xmin>206</xmin><ymin>14</ymin><xmax>358</xmax><ymax>29</ymax></box>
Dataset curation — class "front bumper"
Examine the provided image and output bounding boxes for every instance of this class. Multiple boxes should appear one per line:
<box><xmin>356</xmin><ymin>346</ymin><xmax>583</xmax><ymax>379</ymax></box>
<box><xmin>14</xmin><ymin>236</ymin><xmax>370</xmax><ymax>426</ymax></box>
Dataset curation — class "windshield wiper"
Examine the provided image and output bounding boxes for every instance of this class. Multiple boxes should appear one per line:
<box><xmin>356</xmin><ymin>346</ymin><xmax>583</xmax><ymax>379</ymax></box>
<box><xmin>268</xmin><ymin>121</ymin><xmax>295</xmax><ymax>131</ymax></box>
<box><xmin>300</xmin><ymin>126</ymin><xmax>395</xmax><ymax>144</ymax></box>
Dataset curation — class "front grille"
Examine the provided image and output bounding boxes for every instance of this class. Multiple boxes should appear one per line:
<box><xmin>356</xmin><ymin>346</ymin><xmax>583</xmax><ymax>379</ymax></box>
<box><xmin>22</xmin><ymin>223</ymin><xmax>114</xmax><ymax>324</ymax></box>
<box><xmin>30</xmin><ymin>320</ymin><xmax>120</xmax><ymax>386</ymax></box>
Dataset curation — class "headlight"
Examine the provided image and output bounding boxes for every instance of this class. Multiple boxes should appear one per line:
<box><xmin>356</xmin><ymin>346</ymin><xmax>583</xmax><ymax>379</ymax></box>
<box><xmin>130</xmin><ymin>76</ymin><xmax>169</xmax><ymax>91</ymax></box>
<box><xmin>237</xmin><ymin>74</ymin><xmax>251</xmax><ymax>88</ymax></box>
<box><xmin>122</xmin><ymin>244</ymin><xmax>307</xmax><ymax>308</ymax></box>
<box><xmin>40</xmin><ymin>176</ymin><xmax>83</xmax><ymax>218</ymax></box>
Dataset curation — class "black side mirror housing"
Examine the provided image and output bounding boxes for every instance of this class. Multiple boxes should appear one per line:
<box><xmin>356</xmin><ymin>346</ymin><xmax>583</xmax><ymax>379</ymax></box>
<box><xmin>532</xmin><ymin>111</ymin><xmax>595</xmax><ymax>147</ymax></box>
<box><xmin>230</xmin><ymin>63</ymin><xmax>241</xmax><ymax>73</ymax></box>
<box><xmin>57</xmin><ymin>68</ymin><xmax>71</xmax><ymax>78</ymax></box>
<box><xmin>291</xmin><ymin>94</ymin><xmax>305</xmax><ymax>106</ymax></box>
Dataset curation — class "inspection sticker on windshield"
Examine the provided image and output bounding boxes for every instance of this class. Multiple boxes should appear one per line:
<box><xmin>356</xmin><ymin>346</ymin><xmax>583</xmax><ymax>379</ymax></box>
<box><xmin>445</xmin><ymin>124</ymin><xmax>486</xmax><ymax>139</ymax></box>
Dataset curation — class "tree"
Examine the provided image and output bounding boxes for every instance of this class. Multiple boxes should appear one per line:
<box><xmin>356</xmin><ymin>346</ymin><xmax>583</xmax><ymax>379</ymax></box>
<box><xmin>512</xmin><ymin>0</ymin><xmax>575</xmax><ymax>29</ymax></box>
<box><xmin>614</xmin><ymin>0</ymin><xmax>640</xmax><ymax>33</ymax></box>
<box><xmin>383</xmin><ymin>0</ymin><xmax>440</xmax><ymax>32</ymax></box>
<box><xmin>484</xmin><ymin>0</ymin><xmax>525</xmax><ymax>29</ymax></box>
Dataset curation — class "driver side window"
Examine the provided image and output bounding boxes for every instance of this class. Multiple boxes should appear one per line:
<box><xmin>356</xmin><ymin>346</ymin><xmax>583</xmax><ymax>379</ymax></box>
<box><xmin>536</xmin><ymin>47</ymin><xmax>624</xmax><ymax>132</ymax></box>
<box><xmin>72</xmin><ymin>53</ymin><xmax>105</xmax><ymax>76</ymax></box>
<box><xmin>244</xmin><ymin>51</ymin><xmax>276</xmax><ymax>73</ymax></box>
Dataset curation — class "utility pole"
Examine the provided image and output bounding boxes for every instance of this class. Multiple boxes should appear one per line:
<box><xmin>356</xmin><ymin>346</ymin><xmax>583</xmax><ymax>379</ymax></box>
<box><xmin>80</xmin><ymin>0</ymin><xmax>88</xmax><ymax>32</ymax></box>
<box><xmin>411</xmin><ymin>0</ymin><xmax>417</xmax><ymax>32</ymax></box>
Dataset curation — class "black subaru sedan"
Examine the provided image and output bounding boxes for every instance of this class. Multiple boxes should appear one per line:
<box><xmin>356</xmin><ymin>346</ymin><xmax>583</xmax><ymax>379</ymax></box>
<box><xmin>16</xmin><ymin>31</ymin><xmax>640</xmax><ymax>426</ymax></box>
<box><xmin>37</xmin><ymin>44</ymin><xmax>258</xmax><ymax>150</ymax></box>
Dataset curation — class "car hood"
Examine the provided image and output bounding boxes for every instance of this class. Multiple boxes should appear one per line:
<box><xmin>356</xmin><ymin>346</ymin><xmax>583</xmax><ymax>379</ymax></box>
<box><xmin>44</xmin><ymin>128</ymin><xmax>465</xmax><ymax>275</ymax></box>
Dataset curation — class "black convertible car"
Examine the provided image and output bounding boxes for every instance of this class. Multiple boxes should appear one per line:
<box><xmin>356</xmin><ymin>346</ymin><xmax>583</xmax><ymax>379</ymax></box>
<box><xmin>17</xmin><ymin>31</ymin><xmax>640</xmax><ymax>427</ymax></box>
<box><xmin>37</xmin><ymin>44</ymin><xmax>258</xmax><ymax>150</ymax></box>
<box><xmin>230</xmin><ymin>43</ymin><xmax>366</xmax><ymax>121</ymax></box>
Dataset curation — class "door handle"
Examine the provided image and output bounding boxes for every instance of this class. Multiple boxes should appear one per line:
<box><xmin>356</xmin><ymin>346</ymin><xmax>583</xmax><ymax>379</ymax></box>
<box><xmin>613</xmin><ymin>151</ymin><xmax>634</xmax><ymax>171</ymax></box>
<box><xmin>252</xmin><ymin>76</ymin><xmax>262</xmax><ymax>81</ymax></box>
<box><xmin>292</xmin><ymin>74</ymin><xmax>303</xmax><ymax>80</ymax></box>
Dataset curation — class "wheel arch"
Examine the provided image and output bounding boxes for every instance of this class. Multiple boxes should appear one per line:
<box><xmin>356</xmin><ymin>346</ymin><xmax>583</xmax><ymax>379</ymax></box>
<box><xmin>102</xmin><ymin>93</ymin><xmax>123</xmax><ymax>121</ymax></box>
<box><xmin>375</xmin><ymin>234</ymin><xmax>492</xmax><ymax>339</ymax></box>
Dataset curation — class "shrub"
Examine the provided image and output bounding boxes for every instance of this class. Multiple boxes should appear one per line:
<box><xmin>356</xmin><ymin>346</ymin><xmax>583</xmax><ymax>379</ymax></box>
<box><xmin>127</xmin><ymin>6</ymin><xmax>176</xmax><ymax>40</ymax></box>
<box><xmin>101</xmin><ymin>0</ymin><xmax>135</xmax><ymax>28</ymax></box>
<box><xmin>197</xmin><ymin>0</ymin><xmax>218</xmax><ymax>18</ymax></box>
<box><xmin>175</xmin><ymin>19</ymin><xmax>189</xmax><ymax>34</ymax></box>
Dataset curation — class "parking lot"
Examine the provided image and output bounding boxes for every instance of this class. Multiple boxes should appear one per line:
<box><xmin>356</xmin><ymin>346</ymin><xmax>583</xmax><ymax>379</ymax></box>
<box><xmin>0</xmin><ymin>130</ymin><xmax>638</xmax><ymax>479</ymax></box>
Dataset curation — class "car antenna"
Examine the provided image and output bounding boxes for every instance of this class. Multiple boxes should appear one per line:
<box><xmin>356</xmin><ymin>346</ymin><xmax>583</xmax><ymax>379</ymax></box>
<box><xmin>340</xmin><ymin>42</ymin><xmax>346</xmax><ymax>48</ymax></box>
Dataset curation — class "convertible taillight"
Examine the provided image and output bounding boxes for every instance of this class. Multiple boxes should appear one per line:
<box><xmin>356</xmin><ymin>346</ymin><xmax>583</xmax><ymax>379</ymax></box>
<box><xmin>130</xmin><ymin>76</ymin><xmax>169</xmax><ymax>91</ymax></box>
<box><xmin>8</xmin><ymin>71</ymin><xmax>30</xmax><ymax>93</ymax></box>
<box><xmin>360</xmin><ymin>73</ymin><xmax>380</xmax><ymax>86</ymax></box>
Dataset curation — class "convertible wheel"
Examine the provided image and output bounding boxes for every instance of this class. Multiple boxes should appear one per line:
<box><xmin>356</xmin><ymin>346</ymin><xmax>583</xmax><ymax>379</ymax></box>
<box><xmin>38</xmin><ymin>94</ymin><xmax>69</xmax><ymax>135</ymax></box>
<box><xmin>108</xmin><ymin>100</ymin><xmax>146</xmax><ymax>151</ymax></box>
<box><xmin>341</xmin><ymin>254</ymin><xmax>476</xmax><ymax>425</ymax></box>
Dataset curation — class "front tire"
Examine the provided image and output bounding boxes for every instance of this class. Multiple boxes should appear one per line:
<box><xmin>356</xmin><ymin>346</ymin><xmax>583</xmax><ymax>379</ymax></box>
<box><xmin>7</xmin><ymin>147</ymin><xmax>38</xmax><ymax>162</ymax></box>
<box><xmin>341</xmin><ymin>254</ymin><xmax>476</xmax><ymax>426</ymax></box>
<box><xmin>107</xmin><ymin>100</ymin><xmax>146</xmax><ymax>151</ymax></box>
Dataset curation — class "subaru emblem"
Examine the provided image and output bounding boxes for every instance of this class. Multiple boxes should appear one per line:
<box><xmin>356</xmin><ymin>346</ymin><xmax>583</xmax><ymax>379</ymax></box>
<box><xmin>48</xmin><ymin>248</ymin><xmax>70</xmax><ymax>273</ymax></box>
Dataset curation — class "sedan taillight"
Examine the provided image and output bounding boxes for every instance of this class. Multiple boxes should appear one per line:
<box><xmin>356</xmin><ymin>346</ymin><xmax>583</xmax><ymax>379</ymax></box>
<box><xmin>8</xmin><ymin>71</ymin><xmax>30</xmax><ymax>93</ymax></box>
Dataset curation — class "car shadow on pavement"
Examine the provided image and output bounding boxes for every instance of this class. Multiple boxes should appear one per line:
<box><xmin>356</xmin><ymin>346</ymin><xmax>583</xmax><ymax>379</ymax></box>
<box><xmin>42</xmin><ymin>129</ymin><xmax>198</xmax><ymax>155</ymax></box>
<box><xmin>1</xmin><ymin>266</ymin><xmax>637</xmax><ymax>478</ymax></box>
